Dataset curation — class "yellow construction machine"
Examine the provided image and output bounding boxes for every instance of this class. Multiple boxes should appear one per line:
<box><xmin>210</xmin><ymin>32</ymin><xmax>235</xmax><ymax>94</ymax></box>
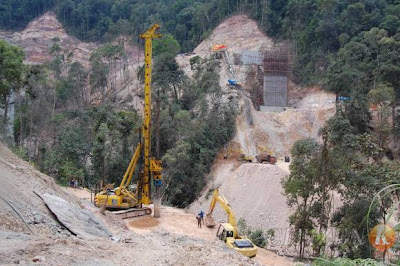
<box><xmin>205</xmin><ymin>189</ymin><xmax>257</xmax><ymax>258</ymax></box>
<box><xmin>94</xmin><ymin>25</ymin><xmax>163</xmax><ymax>218</ymax></box>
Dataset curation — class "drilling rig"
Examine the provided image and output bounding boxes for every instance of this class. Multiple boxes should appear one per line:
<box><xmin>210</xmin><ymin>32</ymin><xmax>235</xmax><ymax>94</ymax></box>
<box><xmin>94</xmin><ymin>24</ymin><xmax>163</xmax><ymax>218</ymax></box>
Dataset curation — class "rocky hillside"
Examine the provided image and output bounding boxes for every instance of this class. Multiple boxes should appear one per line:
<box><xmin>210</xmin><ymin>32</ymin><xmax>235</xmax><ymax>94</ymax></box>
<box><xmin>0</xmin><ymin>12</ymin><xmax>98</xmax><ymax>67</ymax></box>
<box><xmin>185</xmin><ymin>15</ymin><xmax>336</xmax><ymax>257</ymax></box>
<box><xmin>0</xmin><ymin>12</ymin><xmax>142</xmax><ymax>68</ymax></box>
<box><xmin>194</xmin><ymin>15</ymin><xmax>274</xmax><ymax>54</ymax></box>
<box><xmin>179</xmin><ymin>15</ymin><xmax>335</xmax><ymax>158</ymax></box>
<box><xmin>0</xmin><ymin>12</ymin><xmax>144</xmax><ymax>111</ymax></box>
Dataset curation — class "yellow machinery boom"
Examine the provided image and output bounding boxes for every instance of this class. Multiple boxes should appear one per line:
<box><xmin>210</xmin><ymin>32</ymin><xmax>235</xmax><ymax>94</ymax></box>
<box><xmin>139</xmin><ymin>24</ymin><xmax>162</xmax><ymax>205</ymax></box>
<box><xmin>205</xmin><ymin>189</ymin><xmax>257</xmax><ymax>258</ymax></box>
<box><xmin>95</xmin><ymin>24</ymin><xmax>163</xmax><ymax>218</ymax></box>
<box><xmin>206</xmin><ymin>189</ymin><xmax>238</xmax><ymax>235</ymax></box>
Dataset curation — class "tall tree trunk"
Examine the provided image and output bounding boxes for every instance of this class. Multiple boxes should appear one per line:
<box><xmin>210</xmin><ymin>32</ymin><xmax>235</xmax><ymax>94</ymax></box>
<box><xmin>2</xmin><ymin>94</ymin><xmax>8</xmax><ymax>126</ymax></box>
<box><xmin>16</xmin><ymin>92</ymin><xmax>23</xmax><ymax>147</ymax></box>
<box><xmin>299</xmin><ymin>229</ymin><xmax>304</xmax><ymax>258</ymax></box>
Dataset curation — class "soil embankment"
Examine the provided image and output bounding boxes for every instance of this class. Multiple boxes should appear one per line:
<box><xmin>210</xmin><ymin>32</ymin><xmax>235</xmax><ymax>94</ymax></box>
<box><xmin>0</xmin><ymin>142</ymin><xmax>292</xmax><ymax>265</ymax></box>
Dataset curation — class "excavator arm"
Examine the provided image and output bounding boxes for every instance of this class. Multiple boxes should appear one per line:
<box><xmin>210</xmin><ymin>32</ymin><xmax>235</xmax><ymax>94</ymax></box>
<box><xmin>115</xmin><ymin>143</ymin><xmax>141</xmax><ymax>196</ymax></box>
<box><xmin>206</xmin><ymin>189</ymin><xmax>238</xmax><ymax>235</ymax></box>
<box><xmin>205</xmin><ymin>189</ymin><xmax>258</xmax><ymax>258</ymax></box>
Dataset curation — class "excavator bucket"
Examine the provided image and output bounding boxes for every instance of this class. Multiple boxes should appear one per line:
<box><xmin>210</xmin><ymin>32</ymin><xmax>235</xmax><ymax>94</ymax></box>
<box><xmin>205</xmin><ymin>215</ymin><xmax>216</xmax><ymax>227</ymax></box>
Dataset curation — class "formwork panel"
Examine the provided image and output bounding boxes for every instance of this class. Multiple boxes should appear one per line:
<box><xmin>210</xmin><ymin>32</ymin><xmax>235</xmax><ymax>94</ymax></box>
<box><xmin>240</xmin><ymin>51</ymin><xmax>263</xmax><ymax>65</ymax></box>
<box><xmin>263</xmin><ymin>75</ymin><xmax>288</xmax><ymax>107</ymax></box>
<box><xmin>262</xmin><ymin>42</ymin><xmax>291</xmax><ymax>108</ymax></box>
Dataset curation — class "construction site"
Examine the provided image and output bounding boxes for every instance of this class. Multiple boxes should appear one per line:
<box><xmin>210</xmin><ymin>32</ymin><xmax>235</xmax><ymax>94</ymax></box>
<box><xmin>0</xmin><ymin>12</ymin><xmax>337</xmax><ymax>266</ymax></box>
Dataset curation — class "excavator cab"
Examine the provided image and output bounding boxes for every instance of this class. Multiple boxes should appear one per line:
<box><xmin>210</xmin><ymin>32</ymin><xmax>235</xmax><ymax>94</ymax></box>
<box><xmin>217</xmin><ymin>223</ymin><xmax>235</xmax><ymax>242</ymax></box>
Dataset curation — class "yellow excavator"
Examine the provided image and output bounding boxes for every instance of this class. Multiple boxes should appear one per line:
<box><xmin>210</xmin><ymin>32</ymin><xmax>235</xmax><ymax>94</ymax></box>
<box><xmin>94</xmin><ymin>24</ymin><xmax>163</xmax><ymax>218</ymax></box>
<box><xmin>205</xmin><ymin>189</ymin><xmax>257</xmax><ymax>258</ymax></box>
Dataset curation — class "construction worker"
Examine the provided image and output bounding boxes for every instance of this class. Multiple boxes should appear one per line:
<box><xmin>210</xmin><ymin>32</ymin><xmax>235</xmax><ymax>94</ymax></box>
<box><xmin>198</xmin><ymin>210</ymin><xmax>205</xmax><ymax>224</ymax></box>
<box><xmin>196</xmin><ymin>215</ymin><xmax>202</xmax><ymax>228</ymax></box>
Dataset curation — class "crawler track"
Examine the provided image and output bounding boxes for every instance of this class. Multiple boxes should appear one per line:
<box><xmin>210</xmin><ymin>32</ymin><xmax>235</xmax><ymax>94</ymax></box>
<box><xmin>111</xmin><ymin>207</ymin><xmax>152</xmax><ymax>219</ymax></box>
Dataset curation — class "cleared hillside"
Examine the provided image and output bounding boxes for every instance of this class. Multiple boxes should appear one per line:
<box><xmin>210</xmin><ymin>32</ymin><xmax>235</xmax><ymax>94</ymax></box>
<box><xmin>183</xmin><ymin>15</ymin><xmax>335</xmax><ymax>257</ymax></box>
<box><xmin>0</xmin><ymin>143</ymin><xmax>260</xmax><ymax>265</ymax></box>
<box><xmin>190</xmin><ymin>161</ymin><xmax>291</xmax><ymax>230</ymax></box>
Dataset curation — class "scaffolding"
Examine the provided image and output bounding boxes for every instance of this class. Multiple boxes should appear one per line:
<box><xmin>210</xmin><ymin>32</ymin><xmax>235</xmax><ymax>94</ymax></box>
<box><xmin>237</xmin><ymin>51</ymin><xmax>263</xmax><ymax>66</ymax></box>
<box><xmin>262</xmin><ymin>43</ymin><xmax>292</xmax><ymax>108</ymax></box>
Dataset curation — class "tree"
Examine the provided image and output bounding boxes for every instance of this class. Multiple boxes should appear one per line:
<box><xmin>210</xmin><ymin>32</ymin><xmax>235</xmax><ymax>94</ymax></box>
<box><xmin>368</xmin><ymin>83</ymin><xmax>395</xmax><ymax>149</ymax></box>
<box><xmin>153</xmin><ymin>34</ymin><xmax>181</xmax><ymax>57</ymax></box>
<box><xmin>0</xmin><ymin>40</ymin><xmax>24</xmax><ymax>129</ymax></box>
<box><xmin>282</xmin><ymin>138</ymin><xmax>320</xmax><ymax>258</ymax></box>
<box><xmin>89</xmin><ymin>50</ymin><xmax>109</xmax><ymax>103</ymax></box>
<box><xmin>380</xmin><ymin>15</ymin><xmax>400</xmax><ymax>36</ymax></box>
<box><xmin>91</xmin><ymin>107</ymin><xmax>140</xmax><ymax>185</ymax></box>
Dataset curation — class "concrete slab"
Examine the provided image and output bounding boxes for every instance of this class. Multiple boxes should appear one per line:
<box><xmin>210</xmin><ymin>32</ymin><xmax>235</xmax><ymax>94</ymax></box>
<box><xmin>40</xmin><ymin>193</ymin><xmax>111</xmax><ymax>239</ymax></box>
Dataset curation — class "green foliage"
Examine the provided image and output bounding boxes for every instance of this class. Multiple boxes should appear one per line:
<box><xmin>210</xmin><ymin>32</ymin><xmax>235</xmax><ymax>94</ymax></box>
<box><xmin>11</xmin><ymin>35</ymin><xmax>234</xmax><ymax>209</ymax></box>
<box><xmin>368</xmin><ymin>84</ymin><xmax>395</xmax><ymax>148</ymax></box>
<box><xmin>248</xmin><ymin>229</ymin><xmax>267</xmax><ymax>248</ymax></box>
<box><xmin>0</xmin><ymin>0</ymin><xmax>55</xmax><ymax>30</ymax></box>
<box><xmin>59</xmin><ymin>160</ymin><xmax>85</xmax><ymax>186</ymax></box>
<box><xmin>237</xmin><ymin>218</ymin><xmax>274</xmax><ymax>248</ymax></box>
<box><xmin>0</xmin><ymin>40</ymin><xmax>24</xmax><ymax>128</ymax></box>
<box><xmin>313</xmin><ymin>257</ymin><xmax>383</xmax><ymax>266</ymax></box>
<box><xmin>189</xmin><ymin>56</ymin><xmax>201</xmax><ymax>69</ymax></box>
<box><xmin>162</xmin><ymin>103</ymin><xmax>235</xmax><ymax>206</ymax></box>
<box><xmin>283</xmin><ymin>138</ymin><xmax>322</xmax><ymax>258</ymax></box>
<box><xmin>153</xmin><ymin>34</ymin><xmax>180</xmax><ymax>57</ymax></box>
<box><xmin>11</xmin><ymin>48</ymin><xmax>143</xmax><ymax>187</ymax></box>
<box><xmin>158</xmin><ymin>57</ymin><xmax>235</xmax><ymax>207</ymax></box>
<box><xmin>368</xmin><ymin>84</ymin><xmax>395</xmax><ymax>106</ymax></box>
<box><xmin>12</xmin><ymin>146</ymin><xmax>29</xmax><ymax>161</ymax></box>
<box><xmin>2</xmin><ymin>0</ymin><xmax>400</xmax><ymax>90</ymax></box>
<box><xmin>286</xmin><ymin>110</ymin><xmax>400</xmax><ymax>259</ymax></box>
<box><xmin>310</xmin><ymin>229</ymin><xmax>326</xmax><ymax>257</ymax></box>
<box><xmin>91</xmin><ymin>107</ymin><xmax>141</xmax><ymax>185</ymax></box>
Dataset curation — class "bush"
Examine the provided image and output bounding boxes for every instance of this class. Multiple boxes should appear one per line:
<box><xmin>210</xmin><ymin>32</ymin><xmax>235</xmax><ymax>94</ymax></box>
<box><xmin>237</xmin><ymin>218</ymin><xmax>274</xmax><ymax>248</ymax></box>
<box><xmin>313</xmin><ymin>258</ymin><xmax>383</xmax><ymax>266</ymax></box>
<box><xmin>249</xmin><ymin>229</ymin><xmax>266</xmax><ymax>248</ymax></box>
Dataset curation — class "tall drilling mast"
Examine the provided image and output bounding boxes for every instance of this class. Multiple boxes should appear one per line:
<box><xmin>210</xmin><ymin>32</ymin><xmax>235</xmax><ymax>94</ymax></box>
<box><xmin>139</xmin><ymin>24</ymin><xmax>162</xmax><ymax>208</ymax></box>
<box><xmin>94</xmin><ymin>24</ymin><xmax>163</xmax><ymax>219</ymax></box>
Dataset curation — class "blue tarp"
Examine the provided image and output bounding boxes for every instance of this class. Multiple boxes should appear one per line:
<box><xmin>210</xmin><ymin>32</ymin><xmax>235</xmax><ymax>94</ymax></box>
<box><xmin>338</xmin><ymin>96</ymin><xmax>350</xmax><ymax>101</ymax></box>
<box><xmin>228</xmin><ymin>79</ymin><xmax>238</xmax><ymax>85</ymax></box>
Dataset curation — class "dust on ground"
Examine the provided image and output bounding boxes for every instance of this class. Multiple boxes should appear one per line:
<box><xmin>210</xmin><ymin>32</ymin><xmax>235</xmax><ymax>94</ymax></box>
<box><xmin>67</xmin><ymin>183</ymin><xmax>293</xmax><ymax>265</ymax></box>
<box><xmin>125</xmin><ymin>207</ymin><xmax>292</xmax><ymax>266</ymax></box>
<box><xmin>190</xmin><ymin>161</ymin><xmax>291</xmax><ymax>230</ymax></box>
<box><xmin>128</xmin><ymin>216</ymin><xmax>160</xmax><ymax>228</ymax></box>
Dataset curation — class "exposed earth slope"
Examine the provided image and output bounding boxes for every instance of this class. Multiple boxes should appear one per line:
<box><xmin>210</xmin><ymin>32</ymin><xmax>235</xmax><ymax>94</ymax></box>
<box><xmin>0</xmin><ymin>142</ymin><xmax>293</xmax><ymax>265</ymax></box>
<box><xmin>184</xmin><ymin>15</ymin><xmax>335</xmax><ymax>257</ymax></box>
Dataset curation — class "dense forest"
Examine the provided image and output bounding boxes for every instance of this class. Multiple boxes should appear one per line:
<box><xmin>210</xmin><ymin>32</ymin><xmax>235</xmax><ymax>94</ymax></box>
<box><xmin>1</xmin><ymin>0</ymin><xmax>399</xmax><ymax>84</ymax></box>
<box><xmin>0</xmin><ymin>35</ymin><xmax>235</xmax><ymax>207</ymax></box>
<box><xmin>1</xmin><ymin>0</ymin><xmax>400</xmax><ymax>261</ymax></box>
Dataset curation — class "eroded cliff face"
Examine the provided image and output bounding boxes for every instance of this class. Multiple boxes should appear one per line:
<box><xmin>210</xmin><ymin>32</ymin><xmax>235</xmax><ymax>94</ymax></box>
<box><xmin>179</xmin><ymin>14</ymin><xmax>336</xmax><ymax>159</ymax></box>
<box><xmin>187</xmin><ymin>16</ymin><xmax>336</xmax><ymax>257</ymax></box>
<box><xmin>0</xmin><ymin>12</ymin><xmax>142</xmax><ymax>68</ymax></box>
<box><xmin>0</xmin><ymin>12</ymin><xmax>98</xmax><ymax>67</ymax></box>
<box><xmin>0</xmin><ymin>12</ymin><xmax>146</xmax><ymax>111</ymax></box>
